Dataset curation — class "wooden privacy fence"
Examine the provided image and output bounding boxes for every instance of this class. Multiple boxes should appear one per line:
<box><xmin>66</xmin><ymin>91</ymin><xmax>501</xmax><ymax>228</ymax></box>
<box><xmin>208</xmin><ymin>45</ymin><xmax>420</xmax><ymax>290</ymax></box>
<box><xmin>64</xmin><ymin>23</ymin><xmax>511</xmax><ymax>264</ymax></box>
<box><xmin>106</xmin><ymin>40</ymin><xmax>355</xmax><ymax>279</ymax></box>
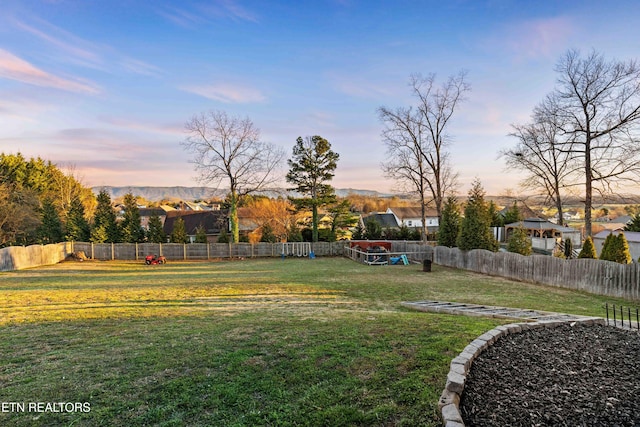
<box><xmin>0</xmin><ymin>242</ymin><xmax>73</xmax><ymax>271</ymax></box>
<box><xmin>3</xmin><ymin>240</ymin><xmax>640</xmax><ymax>301</ymax></box>
<box><xmin>348</xmin><ymin>241</ymin><xmax>640</xmax><ymax>301</ymax></box>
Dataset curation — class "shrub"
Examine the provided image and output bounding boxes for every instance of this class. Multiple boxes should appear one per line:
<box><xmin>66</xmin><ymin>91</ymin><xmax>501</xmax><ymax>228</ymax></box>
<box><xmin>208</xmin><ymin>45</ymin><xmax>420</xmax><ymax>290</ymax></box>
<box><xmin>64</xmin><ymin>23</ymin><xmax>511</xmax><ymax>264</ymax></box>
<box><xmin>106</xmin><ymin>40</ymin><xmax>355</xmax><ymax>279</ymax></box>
<box><xmin>507</xmin><ymin>227</ymin><xmax>532</xmax><ymax>256</ymax></box>
<box><xmin>578</xmin><ymin>236</ymin><xmax>597</xmax><ymax>259</ymax></box>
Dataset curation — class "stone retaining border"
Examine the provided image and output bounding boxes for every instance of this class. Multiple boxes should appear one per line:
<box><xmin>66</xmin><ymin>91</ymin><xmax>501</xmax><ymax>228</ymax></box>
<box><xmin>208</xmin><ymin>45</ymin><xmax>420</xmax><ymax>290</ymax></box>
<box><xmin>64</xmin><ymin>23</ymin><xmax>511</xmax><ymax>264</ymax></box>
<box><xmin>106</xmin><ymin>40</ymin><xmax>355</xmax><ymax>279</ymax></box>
<box><xmin>438</xmin><ymin>317</ymin><xmax>605</xmax><ymax>427</ymax></box>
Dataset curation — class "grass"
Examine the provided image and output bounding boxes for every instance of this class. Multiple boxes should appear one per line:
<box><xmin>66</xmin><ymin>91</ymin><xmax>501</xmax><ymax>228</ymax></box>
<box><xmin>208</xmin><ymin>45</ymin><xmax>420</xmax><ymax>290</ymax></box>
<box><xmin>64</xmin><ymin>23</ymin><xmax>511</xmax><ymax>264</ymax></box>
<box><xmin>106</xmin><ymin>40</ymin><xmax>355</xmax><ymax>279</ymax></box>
<box><xmin>0</xmin><ymin>257</ymin><xmax>633</xmax><ymax>426</ymax></box>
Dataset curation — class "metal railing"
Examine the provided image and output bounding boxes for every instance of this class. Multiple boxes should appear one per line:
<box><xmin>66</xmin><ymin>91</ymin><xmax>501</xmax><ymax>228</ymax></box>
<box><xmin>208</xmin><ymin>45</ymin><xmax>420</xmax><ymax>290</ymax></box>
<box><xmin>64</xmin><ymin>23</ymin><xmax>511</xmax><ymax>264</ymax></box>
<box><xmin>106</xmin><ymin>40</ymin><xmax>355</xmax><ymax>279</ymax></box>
<box><xmin>605</xmin><ymin>303</ymin><xmax>640</xmax><ymax>330</ymax></box>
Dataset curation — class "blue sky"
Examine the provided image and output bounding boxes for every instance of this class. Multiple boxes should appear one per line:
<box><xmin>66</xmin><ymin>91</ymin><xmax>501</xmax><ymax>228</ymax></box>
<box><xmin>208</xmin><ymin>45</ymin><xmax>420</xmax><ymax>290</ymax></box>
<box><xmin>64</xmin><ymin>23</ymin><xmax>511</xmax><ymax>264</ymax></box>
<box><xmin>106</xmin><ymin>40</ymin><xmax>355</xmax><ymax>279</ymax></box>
<box><xmin>2</xmin><ymin>0</ymin><xmax>640</xmax><ymax>195</ymax></box>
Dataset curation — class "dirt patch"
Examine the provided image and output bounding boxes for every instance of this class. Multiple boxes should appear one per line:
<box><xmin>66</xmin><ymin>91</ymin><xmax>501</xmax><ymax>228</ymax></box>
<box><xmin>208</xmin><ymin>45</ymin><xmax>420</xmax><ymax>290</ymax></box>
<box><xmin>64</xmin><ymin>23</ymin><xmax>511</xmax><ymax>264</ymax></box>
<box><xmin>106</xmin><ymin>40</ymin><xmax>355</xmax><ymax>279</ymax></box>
<box><xmin>460</xmin><ymin>323</ymin><xmax>640</xmax><ymax>426</ymax></box>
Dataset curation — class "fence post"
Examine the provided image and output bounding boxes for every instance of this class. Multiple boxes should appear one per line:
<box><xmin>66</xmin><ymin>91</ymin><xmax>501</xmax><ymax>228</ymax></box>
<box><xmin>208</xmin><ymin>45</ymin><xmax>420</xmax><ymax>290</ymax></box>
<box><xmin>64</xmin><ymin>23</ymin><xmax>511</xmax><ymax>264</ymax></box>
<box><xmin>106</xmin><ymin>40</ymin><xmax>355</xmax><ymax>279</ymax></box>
<box><xmin>159</xmin><ymin>242</ymin><xmax>163</xmax><ymax>257</ymax></box>
<box><xmin>183</xmin><ymin>244</ymin><xmax>187</xmax><ymax>260</ymax></box>
<box><xmin>111</xmin><ymin>243</ymin><xmax>115</xmax><ymax>261</ymax></box>
<box><xmin>135</xmin><ymin>243</ymin><xmax>139</xmax><ymax>261</ymax></box>
<box><xmin>207</xmin><ymin>243</ymin><xmax>210</xmax><ymax>259</ymax></box>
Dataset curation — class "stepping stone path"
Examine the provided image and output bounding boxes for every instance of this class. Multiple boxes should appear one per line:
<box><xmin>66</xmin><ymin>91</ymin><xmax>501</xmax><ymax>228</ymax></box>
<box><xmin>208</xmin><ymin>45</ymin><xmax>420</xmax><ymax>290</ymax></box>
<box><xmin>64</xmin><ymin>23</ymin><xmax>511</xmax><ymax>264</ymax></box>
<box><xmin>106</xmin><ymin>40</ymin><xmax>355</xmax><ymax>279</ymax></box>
<box><xmin>401</xmin><ymin>300</ymin><xmax>598</xmax><ymax>322</ymax></box>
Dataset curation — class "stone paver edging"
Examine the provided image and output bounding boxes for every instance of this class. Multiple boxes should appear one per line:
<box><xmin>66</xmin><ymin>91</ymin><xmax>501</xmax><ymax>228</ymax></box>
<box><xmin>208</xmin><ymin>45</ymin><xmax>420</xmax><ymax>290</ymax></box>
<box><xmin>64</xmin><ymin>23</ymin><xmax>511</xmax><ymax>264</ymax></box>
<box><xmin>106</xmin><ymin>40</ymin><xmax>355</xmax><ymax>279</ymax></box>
<box><xmin>400</xmin><ymin>300</ymin><xmax>604</xmax><ymax>426</ymax></box>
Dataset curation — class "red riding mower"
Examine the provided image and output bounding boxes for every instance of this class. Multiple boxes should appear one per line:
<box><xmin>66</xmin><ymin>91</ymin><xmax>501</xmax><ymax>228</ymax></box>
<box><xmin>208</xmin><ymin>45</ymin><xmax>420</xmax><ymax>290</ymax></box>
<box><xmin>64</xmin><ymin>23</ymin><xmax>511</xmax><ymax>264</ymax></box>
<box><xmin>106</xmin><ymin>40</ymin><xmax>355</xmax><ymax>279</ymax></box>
<box><xmin>145</xmin><ymin>254</ymin><xmax>167</xmax><ymax>265</ymax></box>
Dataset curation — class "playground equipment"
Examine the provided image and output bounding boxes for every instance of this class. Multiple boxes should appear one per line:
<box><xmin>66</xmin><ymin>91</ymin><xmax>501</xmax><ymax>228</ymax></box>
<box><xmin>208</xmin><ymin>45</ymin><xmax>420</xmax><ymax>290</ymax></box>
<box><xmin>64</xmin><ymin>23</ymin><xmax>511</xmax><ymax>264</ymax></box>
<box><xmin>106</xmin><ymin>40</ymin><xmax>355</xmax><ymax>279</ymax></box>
<box><xmin>280</xmin><ymin>242</ymin><xmax>313</xmax><ymax>258</ymax></box>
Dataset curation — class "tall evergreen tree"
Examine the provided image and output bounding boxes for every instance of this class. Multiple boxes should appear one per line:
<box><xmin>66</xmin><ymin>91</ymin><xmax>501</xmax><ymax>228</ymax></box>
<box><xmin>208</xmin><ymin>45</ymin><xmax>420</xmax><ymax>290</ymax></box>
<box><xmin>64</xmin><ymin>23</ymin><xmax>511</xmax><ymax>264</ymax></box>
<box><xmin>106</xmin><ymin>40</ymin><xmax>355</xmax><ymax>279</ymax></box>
<box><xmin>599</xmin><ymin>233</ymin><xmax>615</xmax><ymax>262</ymax></box>
<box><xmin>286</xmin><ymin>135</ymin><xmax>339</xmax><ymax>243</ymax></box>
<box><xmin>91</xmin><ymin>189</ymin><xmax>120</xmax><ymax>243</ymax></box>
<box><xmin>147</xmin><ymin>213</ymin><xmax>166</xmax><ymax>243</ymax></box>
<box><xmin>170</xmin><ymin>217</ymin><xmax>188</xmax><ymax>243</ymax></box>
<box><xmin>457</xmin><ymin>179</ymin><xmax>499</xmax><ymax>251</ymax></box>
<box><xmin>120</xmin><ymin>193</ymin><xmax>144</xmax><ymax>243</ymax></box>
<box><xmin>36</xmin><ymin>198</ymin><xmax>64</xmax><ymax>244</ymax></box>
<box><xmin>65</xmin><ymin>196</ymin><xmax>90</xmax><ymax>241</ymax></box>
<box><xmin>438</xmin><ymin>195</ymin><xmax>461</xmax><ymax>247</ymax></box>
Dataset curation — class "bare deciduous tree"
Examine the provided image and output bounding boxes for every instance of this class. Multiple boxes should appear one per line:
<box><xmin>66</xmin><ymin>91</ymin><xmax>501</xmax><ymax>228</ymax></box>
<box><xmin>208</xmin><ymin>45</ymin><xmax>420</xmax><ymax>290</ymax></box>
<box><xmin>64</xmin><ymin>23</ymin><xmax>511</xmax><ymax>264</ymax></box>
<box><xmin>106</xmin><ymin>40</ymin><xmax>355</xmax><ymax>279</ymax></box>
<box><xmin>378</xmin><ymin>71</ymin><xmax>468</xmax><ymax>240</ymax></box>
<box><xmin>182</xmin><ymin>110</ymin><xmax>285</xmax><ymax>242</ymax></box>
<box><xmin>502</xmin><ymin>97</ymin><xmax>579</xmax><ymax>225</ymax></box>
<box><xmin>553</xmin><ymin>49</ymin><xmax>640</xmax><ymax>237</ymax></box>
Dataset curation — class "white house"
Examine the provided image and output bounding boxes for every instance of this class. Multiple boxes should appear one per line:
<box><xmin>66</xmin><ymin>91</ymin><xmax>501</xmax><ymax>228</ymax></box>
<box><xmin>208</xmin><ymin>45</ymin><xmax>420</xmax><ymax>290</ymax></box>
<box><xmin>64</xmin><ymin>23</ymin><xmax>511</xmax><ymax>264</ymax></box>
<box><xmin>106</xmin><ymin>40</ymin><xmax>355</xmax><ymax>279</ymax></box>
<box><xmin>386</xmin><ymin>207</ymin><xmax>439</xmax><ymax>232</ymax></box>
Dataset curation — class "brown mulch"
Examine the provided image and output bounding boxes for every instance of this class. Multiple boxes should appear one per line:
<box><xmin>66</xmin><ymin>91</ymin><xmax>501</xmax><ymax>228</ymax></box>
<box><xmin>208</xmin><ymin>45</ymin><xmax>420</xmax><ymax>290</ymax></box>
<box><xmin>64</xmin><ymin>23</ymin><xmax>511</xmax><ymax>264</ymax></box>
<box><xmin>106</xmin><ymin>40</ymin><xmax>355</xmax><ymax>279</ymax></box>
<box><xmin>460</xmin><ymin>323</ymin><xmax>640</xmax><ymax>426</ymax></box>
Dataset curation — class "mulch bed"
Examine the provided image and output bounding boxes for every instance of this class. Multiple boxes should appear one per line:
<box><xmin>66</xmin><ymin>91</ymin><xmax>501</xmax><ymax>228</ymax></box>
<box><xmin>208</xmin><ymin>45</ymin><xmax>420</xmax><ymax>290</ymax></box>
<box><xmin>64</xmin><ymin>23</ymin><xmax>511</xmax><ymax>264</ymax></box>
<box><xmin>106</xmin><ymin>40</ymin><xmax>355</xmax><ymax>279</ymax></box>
<box><xmin>460</xmin><ymin>323</ymin><xmax>640</xmax><ymax>426</ymax></box>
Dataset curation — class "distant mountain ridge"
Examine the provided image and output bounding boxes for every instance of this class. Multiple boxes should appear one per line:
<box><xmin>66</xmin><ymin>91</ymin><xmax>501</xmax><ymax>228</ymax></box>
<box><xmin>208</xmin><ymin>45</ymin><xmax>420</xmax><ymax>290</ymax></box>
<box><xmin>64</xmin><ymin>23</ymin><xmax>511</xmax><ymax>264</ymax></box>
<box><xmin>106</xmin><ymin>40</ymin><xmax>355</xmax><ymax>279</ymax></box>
<box><xmin>92</xmin><ymin>186</ymin><xmax>394</xmax><ymax>201</ymax></box>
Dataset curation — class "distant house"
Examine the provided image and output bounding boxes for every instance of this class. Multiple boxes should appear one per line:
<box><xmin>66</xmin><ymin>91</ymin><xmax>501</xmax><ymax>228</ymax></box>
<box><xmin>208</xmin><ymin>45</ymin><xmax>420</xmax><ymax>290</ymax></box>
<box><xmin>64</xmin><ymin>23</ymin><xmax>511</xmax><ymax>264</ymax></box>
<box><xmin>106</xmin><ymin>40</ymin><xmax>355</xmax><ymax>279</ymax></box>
<box><xmin>593</xmin><ymin>230</ymin><xmax>640</xmax><ymax>262</ymax></box>
<box><xmin>163</xmin><ymin>210</ymin><xmax>228</xmax><ymax>243</ymax></box>
<box><xmin>364</xmin><ymin>213</ymin><xmax>399</xmax><ymax>229</ymax></box>
<box><xmin>139</xmin><ymin>208</ymin><xmax>167</xmax><ymax>230</ymax></box>
<box><xmin>505</xmin><ymin>218</ymin><xmax>581</xmax><ymax>252</ymax></box>
<box><xmin>386</xmin><ymin>207</ymin><xmax>439</xmax><ymax>233</ymax></box>
<box><xmin>173</xmin><ymin>201</ymin><xmax>221</xmax><ymax>211</ymax></box>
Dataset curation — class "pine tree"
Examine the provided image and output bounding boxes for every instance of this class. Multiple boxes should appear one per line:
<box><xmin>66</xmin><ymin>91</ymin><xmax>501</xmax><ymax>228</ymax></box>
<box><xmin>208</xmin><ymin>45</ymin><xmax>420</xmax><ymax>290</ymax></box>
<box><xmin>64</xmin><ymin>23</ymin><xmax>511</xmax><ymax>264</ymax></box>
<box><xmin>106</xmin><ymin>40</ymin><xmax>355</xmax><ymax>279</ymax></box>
<box><xmin>364</xmin><ymin>218</ymin><xmax>382</xmax><ymax>239</ymax></box>
<box><xmin>120</xmin><ymin>193</ymin><xmax>144</xmax><ymax>243</ymax></box>
<box><xmin>36</xmin><ymin>198</ymin><xmax>64</xmax><ymax>244</ymax></box>
<box><xmin>438</xmin><ymin>195</ymin><xmax>461</xmax><ymax>247</ymax></box>
<box><xmin>614</xmin><ymin>233</ymin><xmax>632</xmax><ymax>264</ymax></box>
<box><xmin>578</xmin><ymin>236</ymin><xmax>597</xmax><ymax>259</ymax></box>
<box><xmin>457</xmin><ymin>179</ymin><xmax>499</xmax><ymax>251</ymax></box>
<box><xmin>503</xmin><ymin>201</ymin><xmax>522</xmax><ymax>225</ymax></box>
<box><xmin>146</xmin><ymin>213</ymin><xmax>166</xmax><ymax>243</ymax></box>
<box><xmin>286</xmin><ymin>135</ymin><xmax>339</xmax><ymax>243</ymax></box>
<box><xmin>507</xmin><ymin>226</ymin><xmax>532</xmax><ymax>255</ymax></box>
<box><xmin>625</xmin><ymin>213</ymin><xmax>640</xmax><ymax>232</ymax></box>
<box><xmin>488</xmin><ymin>201</ymin><xmax>503</xmax><ymax>227</ymax></box>
<box><xmin>170</xmin><ymin>217</ymin><xmax>188</xmax><ymax>243</ymax></box>
<box><xmin>65</xmin><ymin>196</ymin><xmax>90</xmax><ymax>242</ymax></box>
<box><xmin>599</xmin><ymin>233</ymin><xmax>615</xmax><ymax>261</ymax></box>
<box><xmin>194</xmin><ymin>225</ymin><xmax>208</xmax><ymax>243</ymax></box>
<box><xmin>92</xmin><ymin>190</ymin><xmax>120</xmax><ymax>243</ymax></box>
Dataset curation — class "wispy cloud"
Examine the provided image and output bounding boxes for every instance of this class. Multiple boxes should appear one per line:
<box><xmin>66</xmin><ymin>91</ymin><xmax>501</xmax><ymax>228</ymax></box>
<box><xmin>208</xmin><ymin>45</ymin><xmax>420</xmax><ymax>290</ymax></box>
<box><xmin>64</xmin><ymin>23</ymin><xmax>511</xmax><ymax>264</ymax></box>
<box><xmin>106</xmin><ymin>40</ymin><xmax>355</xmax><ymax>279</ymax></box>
<box><xmin>0</xmin><ymin>49</ymin><xmax>100</xmax><ymax>94</ymax></box>
<box><xmin>159</xmin><ymin>0</ymin><xmax>259</xmax><ymax>28</ymax></box>
<box><xmin>12</xmin><ymin>16</ymin><xmax>162</xmax><ymax>77</ymax></box>
<box><xmin>181</xmin><ymin>83</ymin><xmax>266</xmax><ymax>103</ymax></box>
<box><xmin>119</xmin><ymin>58</ymin><xmax>163</xmax><ymax>77</ymax></box>
<box><xmin>13</xmin><ymin>17</ymin><xmax>104</xmax><ymax>69</ymax></box>
<box><xmin>98</xmin><ymin>116</ymin><xmax>183</xmax><ymax>135</ymax></box>
<box><xmin>484</xmin><ymin>16</ymin><xmax>576</xmax><ymax>62</ymax></box>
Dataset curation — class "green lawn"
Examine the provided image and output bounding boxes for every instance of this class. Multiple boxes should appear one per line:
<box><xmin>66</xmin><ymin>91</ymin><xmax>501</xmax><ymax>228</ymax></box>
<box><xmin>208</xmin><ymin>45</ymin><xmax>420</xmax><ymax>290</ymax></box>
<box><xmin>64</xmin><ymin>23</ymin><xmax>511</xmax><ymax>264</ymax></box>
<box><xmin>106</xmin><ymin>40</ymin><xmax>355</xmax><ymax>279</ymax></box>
<box><xmin>0</xmin><ymin>257</ymin><xmax>631</xmax><ymax>426</ymax></box>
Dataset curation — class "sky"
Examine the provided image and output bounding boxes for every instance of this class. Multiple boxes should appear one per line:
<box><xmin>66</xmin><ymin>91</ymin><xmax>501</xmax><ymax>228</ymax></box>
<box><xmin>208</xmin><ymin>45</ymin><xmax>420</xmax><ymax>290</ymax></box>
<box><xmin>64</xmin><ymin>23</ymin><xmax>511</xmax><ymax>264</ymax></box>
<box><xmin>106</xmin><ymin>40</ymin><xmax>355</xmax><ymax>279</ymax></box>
<box><xmin>2</xmin><ymin>0</ymin><xmax>640</xmax><ymax>196</ymax></box>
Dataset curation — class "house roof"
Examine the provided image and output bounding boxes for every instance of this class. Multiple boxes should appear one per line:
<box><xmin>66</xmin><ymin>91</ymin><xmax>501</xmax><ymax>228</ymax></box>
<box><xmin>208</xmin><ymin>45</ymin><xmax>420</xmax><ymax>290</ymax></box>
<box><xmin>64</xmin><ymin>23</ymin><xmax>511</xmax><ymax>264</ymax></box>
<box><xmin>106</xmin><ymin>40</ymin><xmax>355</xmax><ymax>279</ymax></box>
<box><xmin>387</xmin><ymin>206</ymin><xmax>438</xmax><ymax>219</ymax></box>
<box><xmin>505</xmin><ymin>217</ymin><xmax>578</xmax><ymax>233</ymax></box>
<box><xmin>365</xmin><ymin>213</ymin><xmax>399</xmax><ymax>228</ymax></box>
<box><xmin>594</xmin><ymin>230</ymin><xmax>640</xmax><ymax>243</ymax></box>
<box><xmin>613</xmin><ymin>215</ymin><xmax>633</xmax><ymax>224</ymax></box>
<box><xmin>163</xmin><ymin>210</ymin><xmax>227</xmax><ymax>235</ymax></box>
<box><xmin>139</xmin><ymin>208</ymin><xmax>166</xmax><ymax>217</ymax></box>
<box><xmin>498</xmin><ymin>202</ymin><xmax>539</xmax><ymax>220</ymax></box>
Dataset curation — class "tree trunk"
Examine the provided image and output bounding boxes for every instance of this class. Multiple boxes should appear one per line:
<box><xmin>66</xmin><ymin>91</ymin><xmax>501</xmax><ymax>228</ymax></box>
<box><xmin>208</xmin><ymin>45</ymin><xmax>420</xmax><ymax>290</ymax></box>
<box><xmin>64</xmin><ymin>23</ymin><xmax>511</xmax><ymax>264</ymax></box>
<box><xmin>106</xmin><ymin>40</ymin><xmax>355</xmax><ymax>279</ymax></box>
<box><xmin>584</xmin><ymin>140</ymin><xmax>593</xmax><ymax>238</ymax></box>
<box><xmin>311</xmin><ymin>204</ymin><xmax>319</xmax><ymax>243</ymax></box>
